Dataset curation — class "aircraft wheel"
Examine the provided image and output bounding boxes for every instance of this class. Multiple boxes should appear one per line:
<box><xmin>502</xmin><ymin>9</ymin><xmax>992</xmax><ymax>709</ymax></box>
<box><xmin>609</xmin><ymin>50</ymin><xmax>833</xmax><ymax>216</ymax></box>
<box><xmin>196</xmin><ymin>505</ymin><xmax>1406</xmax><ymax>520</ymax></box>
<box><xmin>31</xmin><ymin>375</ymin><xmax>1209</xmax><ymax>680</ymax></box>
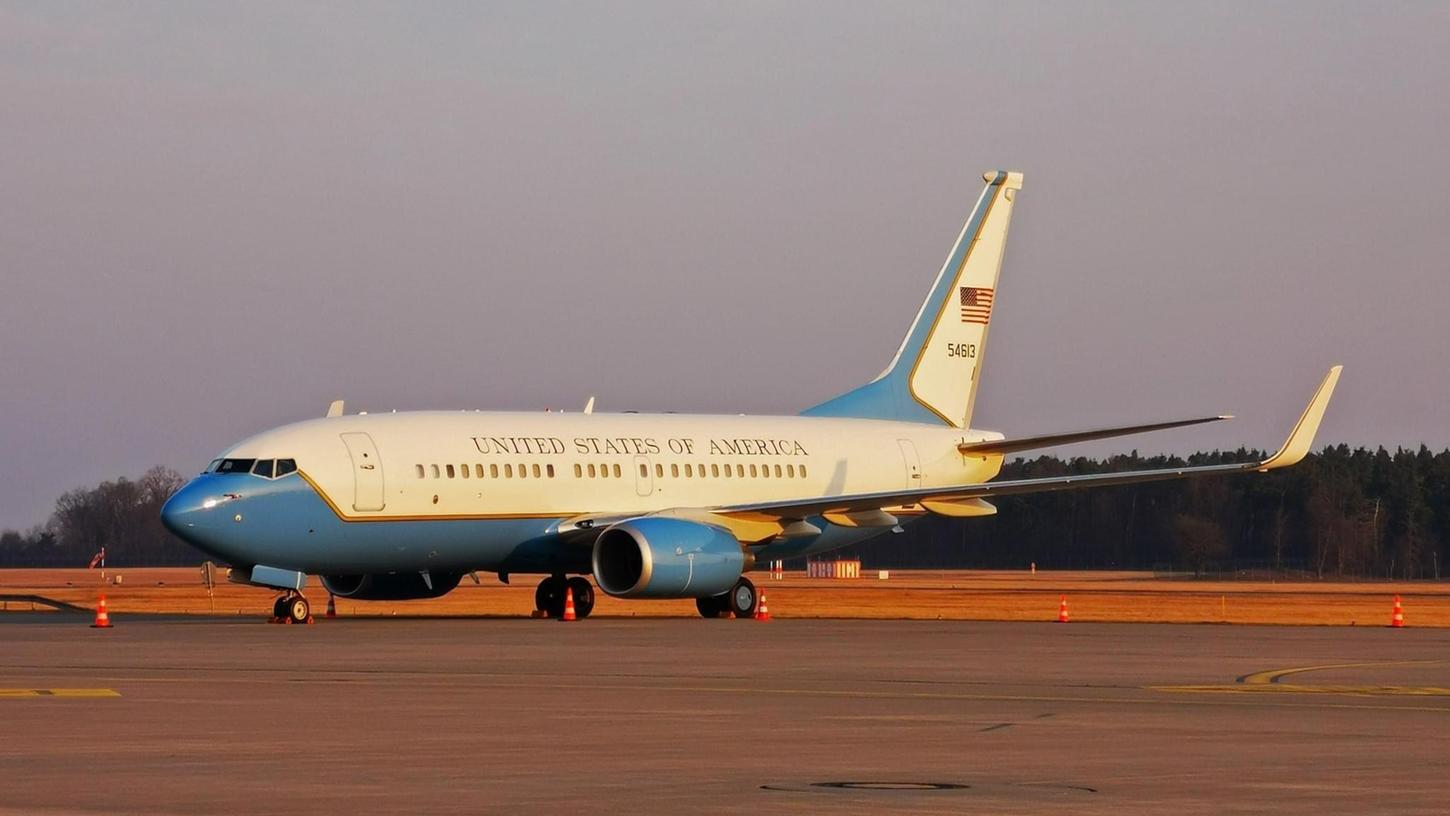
<box><xmin>285</xmin><ymin>595</ymin><xmax>310</xmax><ymax>624</ymax></box>
<box><xmin>535</xmin><ymin>575</ymin><xmax>566</xmax><ymax>617</ymax></box>
<box><xmin>728</xmin><ymin>577</ymin><xmax>758</xmax><ymax>619</ymax></box>
<box><xmin>567</xmin><ymin>577</ymin><xmax>596</xmax><ymax>619</ymax></box>
<box><xmin>695</xmin><ymin>595</ymin><xmax>728</xmax><ymax>619</ymax></box>
<box><xmin>272</xmin><ymin>596</ymin><xmax>288</xmax><ymax>620</ymax></box>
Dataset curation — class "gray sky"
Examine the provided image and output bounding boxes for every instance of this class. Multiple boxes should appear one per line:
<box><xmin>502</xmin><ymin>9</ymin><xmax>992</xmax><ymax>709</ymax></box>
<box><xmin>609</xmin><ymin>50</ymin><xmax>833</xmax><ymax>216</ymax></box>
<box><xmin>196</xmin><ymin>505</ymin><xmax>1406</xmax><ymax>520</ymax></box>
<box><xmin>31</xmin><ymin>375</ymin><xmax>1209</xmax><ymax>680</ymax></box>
<box><xmin>3</xmin><ymin>2</ymin><xmax>1448</xmax><ymax>529</ymax></box>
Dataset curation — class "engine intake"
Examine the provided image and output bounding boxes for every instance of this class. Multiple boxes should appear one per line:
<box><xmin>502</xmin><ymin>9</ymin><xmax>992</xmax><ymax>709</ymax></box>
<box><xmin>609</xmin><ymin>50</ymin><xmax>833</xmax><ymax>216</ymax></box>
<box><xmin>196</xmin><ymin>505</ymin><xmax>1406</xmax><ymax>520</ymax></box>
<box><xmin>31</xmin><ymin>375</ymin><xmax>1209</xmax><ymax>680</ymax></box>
<box><xmin>592</xmin><ymin>517</ymin><xmax>746</xmax><ymax>599</ymax></box>
<box><xmin>320</xmin><ymin>571</ymin><xmax>462</xmax><ymax>600</ymax></box>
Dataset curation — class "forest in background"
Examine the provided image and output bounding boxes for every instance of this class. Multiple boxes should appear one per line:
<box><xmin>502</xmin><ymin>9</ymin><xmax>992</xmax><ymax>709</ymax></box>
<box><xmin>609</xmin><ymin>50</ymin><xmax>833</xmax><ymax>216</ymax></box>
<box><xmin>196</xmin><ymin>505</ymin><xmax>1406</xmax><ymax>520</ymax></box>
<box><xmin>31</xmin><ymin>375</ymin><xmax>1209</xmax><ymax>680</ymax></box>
<box><xmin>3</xmin><ymin>446</ymin><xmax>1448</xmax><ymax>579</ymax></box>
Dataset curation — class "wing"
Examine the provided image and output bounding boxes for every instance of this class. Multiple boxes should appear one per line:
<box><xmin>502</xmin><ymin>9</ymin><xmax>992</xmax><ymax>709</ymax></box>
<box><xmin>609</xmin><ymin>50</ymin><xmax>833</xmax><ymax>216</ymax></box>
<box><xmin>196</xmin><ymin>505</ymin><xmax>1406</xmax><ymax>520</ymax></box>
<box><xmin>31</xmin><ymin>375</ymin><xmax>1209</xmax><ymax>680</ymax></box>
<box><xmin>720</xmin><ymin>366</ymin><xmax>1341</xmax><ymax>524</ymax></box>
<box><xmin>957</xmin><ymin>415</ymin><xmax>1232</xmax><ymax>457</ymax></box>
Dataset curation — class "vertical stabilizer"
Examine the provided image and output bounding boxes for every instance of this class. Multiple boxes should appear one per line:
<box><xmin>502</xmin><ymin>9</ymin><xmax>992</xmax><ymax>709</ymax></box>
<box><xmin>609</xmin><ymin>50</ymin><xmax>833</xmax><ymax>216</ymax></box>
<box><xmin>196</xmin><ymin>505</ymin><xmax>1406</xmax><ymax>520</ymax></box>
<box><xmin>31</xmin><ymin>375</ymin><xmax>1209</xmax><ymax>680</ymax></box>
<box><xmin>803</xmin><ymin>170</ymin><xmax>1023</xmax><ymax>427</ymax></box>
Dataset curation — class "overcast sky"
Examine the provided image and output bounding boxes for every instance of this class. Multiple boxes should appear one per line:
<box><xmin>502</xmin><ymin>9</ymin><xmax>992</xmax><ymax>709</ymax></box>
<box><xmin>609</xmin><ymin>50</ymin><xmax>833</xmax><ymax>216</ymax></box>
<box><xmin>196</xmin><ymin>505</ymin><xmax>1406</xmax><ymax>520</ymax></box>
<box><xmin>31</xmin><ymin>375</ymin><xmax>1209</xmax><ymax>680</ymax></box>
<box><xmin>2</xmin><ymin>2</ymin><xmax>1448</xmax><ymax>528</ymax></box>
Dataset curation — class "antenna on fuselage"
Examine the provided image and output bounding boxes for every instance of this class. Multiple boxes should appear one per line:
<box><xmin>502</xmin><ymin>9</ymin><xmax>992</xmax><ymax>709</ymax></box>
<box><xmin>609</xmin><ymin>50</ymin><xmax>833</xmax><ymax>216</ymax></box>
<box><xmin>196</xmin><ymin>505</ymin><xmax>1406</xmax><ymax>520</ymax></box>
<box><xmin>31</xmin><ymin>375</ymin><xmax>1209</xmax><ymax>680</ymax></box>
<box><xmin>326</xmin><ymin>400</ymin><xmax>345</xmax><ymax>418</ymax></box>
<box><xmin>583</xmin><ymin>396</ymin><xmax>596</xmax><ymax>415</ymax></box>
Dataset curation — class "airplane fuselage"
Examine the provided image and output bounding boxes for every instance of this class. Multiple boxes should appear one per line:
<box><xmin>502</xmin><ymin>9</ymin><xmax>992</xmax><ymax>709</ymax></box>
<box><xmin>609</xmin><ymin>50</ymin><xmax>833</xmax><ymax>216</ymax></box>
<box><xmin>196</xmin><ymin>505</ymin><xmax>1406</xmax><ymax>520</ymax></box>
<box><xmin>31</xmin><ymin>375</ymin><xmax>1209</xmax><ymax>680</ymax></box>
<box><xmin>168</xmin><ymin>411</ymin><xmax>1005</xmax><ymax>576</ymax></box>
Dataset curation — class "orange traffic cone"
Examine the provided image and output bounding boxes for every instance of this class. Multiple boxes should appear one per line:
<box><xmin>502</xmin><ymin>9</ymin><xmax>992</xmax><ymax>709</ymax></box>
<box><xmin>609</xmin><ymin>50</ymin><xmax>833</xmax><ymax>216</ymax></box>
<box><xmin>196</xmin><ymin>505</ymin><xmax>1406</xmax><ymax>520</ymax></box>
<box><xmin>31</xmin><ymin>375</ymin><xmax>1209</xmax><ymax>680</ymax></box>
<box><xmin>1390</xmin><ymin>595</ymin><xmax>1405</xmax><ymax>628</ymax></box>
<box><xmin>325</xmin><ymin>595</ymin><xmax>336</xmax><ymax>618</ymax></box>
<box><xmin>755</xmin><ymin>592</ymin><xmax>771</xmax><ymax>621</ymax></box>
<box><xmin>91</xmin><ymin>595</ymin><xmax>113</xmax><ymax>629</ymax></box>
<box><xmin>560</xmin><ymin>587</ymin><xmax>577</xmax><ymax>622</ymax></box>
<box><xmin>1057</xmin><ymin>595</ymin><xmax>1070</xmax><ymax>623</ymax></box>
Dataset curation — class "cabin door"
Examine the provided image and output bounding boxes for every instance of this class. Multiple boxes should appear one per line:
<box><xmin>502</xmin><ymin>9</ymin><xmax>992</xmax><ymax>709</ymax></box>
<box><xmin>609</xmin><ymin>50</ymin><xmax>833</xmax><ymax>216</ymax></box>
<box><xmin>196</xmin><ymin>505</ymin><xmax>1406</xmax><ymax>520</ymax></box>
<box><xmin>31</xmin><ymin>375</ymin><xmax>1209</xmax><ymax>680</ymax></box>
<box><xmin>634</xmin><ymin>455</ymin><xmax>654</xmax><ymax>497</ymax></box>
<box><xmin>339</xmin><ymin>432</ymin><xmax>386</xmax><ymax>512</ymax></box>
<box><xmin>897</xmin><ymin>439</ymin><xmax>922</xmax><ymax>489</ymax></box>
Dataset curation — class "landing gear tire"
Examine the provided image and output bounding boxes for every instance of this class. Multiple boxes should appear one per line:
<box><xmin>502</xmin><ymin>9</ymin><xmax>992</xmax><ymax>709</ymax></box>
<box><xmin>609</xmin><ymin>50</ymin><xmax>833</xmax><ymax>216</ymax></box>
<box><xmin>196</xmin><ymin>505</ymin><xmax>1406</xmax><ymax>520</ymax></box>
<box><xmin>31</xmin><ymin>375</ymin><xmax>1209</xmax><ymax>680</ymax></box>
<box><xmin>566</xmin><ymin>577</ymin><xmax>596</xmax><ymax>619</ymax></box>
<box><xmin>272</xmin><ymin>596</ymin><xmax>288</xmax><ymax>620</ymax></box>
<box><xmin>285</xmin><ymin>595</ymin><xmax>310</xmax><ymax>624</ymax></box>
<box><xmin>727</xmin><ymin>577</ymin><xmax>758</xmax><ymax>619</ymax></box>
<box><xmin>695</xmin><ymin>594</ymin><xmax>729</xmax><ymax>619</ymax></box>
<box><xmin>535</xmin><ymin>575</ymin><xmax>567</xmax><ymax>618</ymax></box>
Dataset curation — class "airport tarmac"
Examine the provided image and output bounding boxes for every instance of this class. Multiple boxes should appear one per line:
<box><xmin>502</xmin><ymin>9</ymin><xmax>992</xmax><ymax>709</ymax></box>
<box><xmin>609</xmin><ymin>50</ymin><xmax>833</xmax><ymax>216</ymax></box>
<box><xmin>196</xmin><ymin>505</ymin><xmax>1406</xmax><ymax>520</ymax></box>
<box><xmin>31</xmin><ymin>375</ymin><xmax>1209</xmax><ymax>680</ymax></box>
<box><xmin>3</xmin><ymin>615</ymin><xmax>1449</xmax><ymax>815</ymax></box>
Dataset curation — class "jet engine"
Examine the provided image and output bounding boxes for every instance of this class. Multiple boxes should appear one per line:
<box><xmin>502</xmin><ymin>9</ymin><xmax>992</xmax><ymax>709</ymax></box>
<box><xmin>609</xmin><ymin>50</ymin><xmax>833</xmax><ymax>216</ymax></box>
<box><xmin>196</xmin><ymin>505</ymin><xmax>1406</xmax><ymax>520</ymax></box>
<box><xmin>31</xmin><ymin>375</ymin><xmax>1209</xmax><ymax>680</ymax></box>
<box><xmin>320</xmin><ymin>571</ymin><xmax>462</xmax><ymax>600</ymax></box>
<box><xmin>592</xmin><ymin>517</ymin><xmax>748</xmax><ymax>599</ymax></box>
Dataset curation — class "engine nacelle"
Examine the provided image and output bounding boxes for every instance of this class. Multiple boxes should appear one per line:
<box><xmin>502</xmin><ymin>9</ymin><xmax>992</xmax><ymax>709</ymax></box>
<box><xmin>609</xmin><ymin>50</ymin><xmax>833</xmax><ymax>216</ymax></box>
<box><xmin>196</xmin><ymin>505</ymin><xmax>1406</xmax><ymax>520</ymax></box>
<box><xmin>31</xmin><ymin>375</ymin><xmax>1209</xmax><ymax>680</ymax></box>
<box><xmin>592</xmin><ymin>517</ymin><xmax>746</xmax><ymax>599</ymax></box>
<box><xmin>319</xmin><ymin>571</ymin><xmax>462</xmax><ymax>600</ymax></box>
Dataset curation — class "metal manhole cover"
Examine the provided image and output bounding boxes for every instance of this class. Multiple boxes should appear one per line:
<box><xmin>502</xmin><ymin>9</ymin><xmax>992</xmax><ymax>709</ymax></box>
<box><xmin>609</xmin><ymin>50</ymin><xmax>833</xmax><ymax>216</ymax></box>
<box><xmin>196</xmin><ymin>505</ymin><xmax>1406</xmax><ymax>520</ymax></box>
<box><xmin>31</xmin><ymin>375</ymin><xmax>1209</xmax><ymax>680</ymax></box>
<box><xmin>761</xmin><ymin>780</ymin><xmax>1095</xmax><ymax>795</ymax></box>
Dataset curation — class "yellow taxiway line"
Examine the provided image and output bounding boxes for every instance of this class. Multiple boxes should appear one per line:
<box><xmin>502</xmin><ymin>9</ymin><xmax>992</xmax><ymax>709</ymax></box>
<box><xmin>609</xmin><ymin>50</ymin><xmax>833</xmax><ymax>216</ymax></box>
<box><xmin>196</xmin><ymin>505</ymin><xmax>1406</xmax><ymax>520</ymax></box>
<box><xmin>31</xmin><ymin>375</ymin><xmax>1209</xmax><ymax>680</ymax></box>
<box><xmin>0</xmin><ymin>688</ymin><xmax>120</xmax><ymax>698</ymax></box>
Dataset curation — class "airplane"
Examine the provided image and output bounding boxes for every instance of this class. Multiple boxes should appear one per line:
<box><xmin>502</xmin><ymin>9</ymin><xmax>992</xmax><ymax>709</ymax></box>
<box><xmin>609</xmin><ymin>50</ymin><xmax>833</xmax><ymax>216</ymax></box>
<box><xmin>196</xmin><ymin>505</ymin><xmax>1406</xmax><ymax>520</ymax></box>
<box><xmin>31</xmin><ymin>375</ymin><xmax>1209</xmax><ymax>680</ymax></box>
<box><xmin>161</xmin><ymin>170</ymin><xmax>1342</xmax><ymax>623</ymax></box>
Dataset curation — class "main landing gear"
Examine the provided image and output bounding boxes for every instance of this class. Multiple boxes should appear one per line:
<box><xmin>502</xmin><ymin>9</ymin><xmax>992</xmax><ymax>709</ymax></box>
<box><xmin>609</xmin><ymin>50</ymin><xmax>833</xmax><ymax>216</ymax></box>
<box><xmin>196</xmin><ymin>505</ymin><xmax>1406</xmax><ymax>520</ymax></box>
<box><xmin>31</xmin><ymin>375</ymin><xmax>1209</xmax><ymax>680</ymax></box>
<box><xmin>270</xmin><ymin>592</ymin><xmax>312</xmax><ymax>625</ymax></box>
<box><xmin>534</xmin><ymin>575</ymin><xmax>595</xmax><ymax>619</ymax></box>
<box><xmin>696</xmin><ymin>576</ymin><xmax>758</xmax><ymax>619</ymax></box>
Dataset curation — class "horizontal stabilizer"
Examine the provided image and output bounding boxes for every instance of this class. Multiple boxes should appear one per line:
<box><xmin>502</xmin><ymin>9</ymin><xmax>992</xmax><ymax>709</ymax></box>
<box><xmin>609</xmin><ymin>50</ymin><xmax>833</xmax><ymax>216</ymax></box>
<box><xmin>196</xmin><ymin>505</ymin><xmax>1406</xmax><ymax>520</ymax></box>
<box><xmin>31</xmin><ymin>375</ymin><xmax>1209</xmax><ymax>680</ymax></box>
<box><xmin>958</xmin><ymin>415</ymin><xmax>1232</xmax><ymax>457</ymax></box>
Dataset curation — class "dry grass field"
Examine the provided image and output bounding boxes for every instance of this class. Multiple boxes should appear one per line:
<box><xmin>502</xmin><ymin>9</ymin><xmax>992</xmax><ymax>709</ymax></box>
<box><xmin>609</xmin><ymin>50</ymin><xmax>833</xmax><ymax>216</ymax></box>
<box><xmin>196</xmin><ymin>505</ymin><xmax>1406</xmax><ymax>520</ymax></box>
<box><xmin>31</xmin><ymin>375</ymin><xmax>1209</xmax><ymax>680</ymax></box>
<box><xmin>4</xmin><ymin>567</ymin><xmax>1449</xmax><ymax>626</ymax></box>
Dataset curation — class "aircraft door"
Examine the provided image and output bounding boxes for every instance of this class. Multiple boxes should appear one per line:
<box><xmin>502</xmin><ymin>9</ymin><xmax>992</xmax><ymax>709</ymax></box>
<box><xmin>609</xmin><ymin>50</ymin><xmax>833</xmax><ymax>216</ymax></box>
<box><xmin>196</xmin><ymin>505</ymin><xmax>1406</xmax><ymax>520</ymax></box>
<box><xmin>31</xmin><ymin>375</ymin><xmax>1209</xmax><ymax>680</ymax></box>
<box><xmin>339</xmin><ymin>432</ymin><xmax>386</xmax><ymax>512</ymax></box>
<box><xmin>897</xmin><ymin>439</ymin><xmax>922</xmax><ymax>489</ymax></box>
<box><xmin>634</xmin><ymin>455</ymin><xmax>654</xmax><ymax>497</ymax></box>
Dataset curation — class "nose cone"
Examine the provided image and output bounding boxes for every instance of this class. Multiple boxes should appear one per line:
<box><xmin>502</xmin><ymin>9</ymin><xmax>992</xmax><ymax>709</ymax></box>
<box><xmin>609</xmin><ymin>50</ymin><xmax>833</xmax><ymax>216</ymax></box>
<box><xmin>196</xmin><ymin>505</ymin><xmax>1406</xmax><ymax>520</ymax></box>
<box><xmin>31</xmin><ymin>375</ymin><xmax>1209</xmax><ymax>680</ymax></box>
<box><xmin>161</xmin><ymin>478</ymin><xmax>237</xmax><ymax>560</ymax></box>
<box><xmin>160</xmin><ymin>480</ymin><xmax>206</xmax><ymax>537</ymax></box>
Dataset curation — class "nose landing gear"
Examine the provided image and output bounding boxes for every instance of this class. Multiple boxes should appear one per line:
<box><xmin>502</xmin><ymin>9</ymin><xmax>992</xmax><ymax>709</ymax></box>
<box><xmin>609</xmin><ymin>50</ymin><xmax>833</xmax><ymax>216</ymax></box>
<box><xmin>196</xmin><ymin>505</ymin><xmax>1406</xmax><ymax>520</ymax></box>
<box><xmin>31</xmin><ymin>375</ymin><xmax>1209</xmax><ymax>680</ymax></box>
<box><xmin>270</xmin><ymin>592</ymin><xmax>313</xmax><ymax>625</ymax></box>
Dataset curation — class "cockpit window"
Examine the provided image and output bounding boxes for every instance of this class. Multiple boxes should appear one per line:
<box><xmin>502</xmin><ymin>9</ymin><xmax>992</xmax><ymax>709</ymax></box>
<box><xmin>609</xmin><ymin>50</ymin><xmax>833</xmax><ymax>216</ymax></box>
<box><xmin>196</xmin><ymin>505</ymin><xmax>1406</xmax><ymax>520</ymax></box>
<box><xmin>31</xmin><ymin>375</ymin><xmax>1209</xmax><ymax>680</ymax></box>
<box><xmin>215</xmin><ymin>458</ymin><xmax>256</xmax><ymax>474</ymax></box>
<box><xmin>275</xmin><ymin>459</ymin><xmax>297</xmax><ymax>477</ymax></box>
<box><xmin>252</xmin><ymin>459</ymin><xmax>275</xmax><ymax>478</ymax></box>
<box><xmin>204</xmin><ymin>459</ymin><xmax>222</xmax><ymax>473</ymax></box>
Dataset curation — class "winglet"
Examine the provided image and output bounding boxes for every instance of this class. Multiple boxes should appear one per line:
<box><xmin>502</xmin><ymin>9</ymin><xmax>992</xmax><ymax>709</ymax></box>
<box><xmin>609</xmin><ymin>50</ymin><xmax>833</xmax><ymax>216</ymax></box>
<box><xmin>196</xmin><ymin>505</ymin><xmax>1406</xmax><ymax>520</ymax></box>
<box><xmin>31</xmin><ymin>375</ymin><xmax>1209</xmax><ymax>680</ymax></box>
<box><xmin>1258</xmin><ymin>366</ymin><xmax>1342</xmax><ymax>471</ymax></box>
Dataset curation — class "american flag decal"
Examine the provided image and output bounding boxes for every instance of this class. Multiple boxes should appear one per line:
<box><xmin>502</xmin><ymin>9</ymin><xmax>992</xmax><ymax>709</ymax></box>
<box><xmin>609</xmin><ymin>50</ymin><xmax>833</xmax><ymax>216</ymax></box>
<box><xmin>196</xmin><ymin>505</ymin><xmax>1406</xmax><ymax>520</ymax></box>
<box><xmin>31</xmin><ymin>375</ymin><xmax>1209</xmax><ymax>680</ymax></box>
<box><xmin>960</xmin><ymin>286</ymin><xmax>994</xmax><ymax>324</ymax></box>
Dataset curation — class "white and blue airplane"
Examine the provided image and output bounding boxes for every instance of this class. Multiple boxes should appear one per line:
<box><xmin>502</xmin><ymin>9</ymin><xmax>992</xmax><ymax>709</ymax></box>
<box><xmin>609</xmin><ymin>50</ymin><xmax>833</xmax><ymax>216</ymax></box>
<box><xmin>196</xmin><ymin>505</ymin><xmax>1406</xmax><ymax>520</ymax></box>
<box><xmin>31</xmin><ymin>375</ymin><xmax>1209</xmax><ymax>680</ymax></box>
<box><xmin>161</xmin><ymin>171</ymin><xmax>1342</xmax><ymax>623</ymax></box>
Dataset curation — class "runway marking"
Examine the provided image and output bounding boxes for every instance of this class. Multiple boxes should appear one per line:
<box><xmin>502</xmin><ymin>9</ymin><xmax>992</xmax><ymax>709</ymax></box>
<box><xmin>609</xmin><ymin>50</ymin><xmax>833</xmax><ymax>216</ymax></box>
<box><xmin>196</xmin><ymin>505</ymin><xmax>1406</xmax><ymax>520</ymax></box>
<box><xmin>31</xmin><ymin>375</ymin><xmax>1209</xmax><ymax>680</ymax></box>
<box><xmin>0</xmin><ymin>688</ymin><xmax>120</xmax><ymax>698</ymax></box>
<box><xmin>1153</xmin><ymin>659</ymin><xmax>1450</xmax><ymax>698</ymax></box>
<box><xmin>1237</xmin><ymin>659</ymin><xmax>1449</xmax><ymax>685</ymax></box>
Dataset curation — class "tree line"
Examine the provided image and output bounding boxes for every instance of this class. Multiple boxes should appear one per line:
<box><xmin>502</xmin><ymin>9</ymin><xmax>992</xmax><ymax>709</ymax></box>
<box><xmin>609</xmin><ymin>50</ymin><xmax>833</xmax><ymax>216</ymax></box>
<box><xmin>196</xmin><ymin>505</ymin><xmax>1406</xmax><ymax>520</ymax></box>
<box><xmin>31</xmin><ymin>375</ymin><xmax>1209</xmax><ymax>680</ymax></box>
<box><xmin>852</xmin><ymin>445</ymin><xmax>1450</xmax><ymax>579</ymax></box>
<box><xmin>2</xmin><ymin>446</ymin><xmax>1448</xmax><ymax>578</ymax></box>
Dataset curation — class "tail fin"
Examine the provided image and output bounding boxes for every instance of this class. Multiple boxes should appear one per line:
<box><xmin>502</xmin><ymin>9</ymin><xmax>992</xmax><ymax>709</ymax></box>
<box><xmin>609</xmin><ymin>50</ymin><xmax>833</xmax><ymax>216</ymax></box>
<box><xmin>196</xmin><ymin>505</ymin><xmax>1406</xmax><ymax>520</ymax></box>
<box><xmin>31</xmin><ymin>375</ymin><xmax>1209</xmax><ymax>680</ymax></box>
<box><xmin>803</xmin><ymin>170</ymin><xmax>1023</xmax><ymax>427</ymax></box>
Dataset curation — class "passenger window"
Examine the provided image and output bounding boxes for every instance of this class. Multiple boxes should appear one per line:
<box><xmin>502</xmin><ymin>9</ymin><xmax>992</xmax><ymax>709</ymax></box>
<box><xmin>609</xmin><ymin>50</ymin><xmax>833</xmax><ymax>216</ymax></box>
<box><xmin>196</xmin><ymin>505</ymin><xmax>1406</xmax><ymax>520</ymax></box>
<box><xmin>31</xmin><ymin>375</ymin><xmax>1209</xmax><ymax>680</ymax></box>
<box><xmin>476</xmin><ymin>464</ymin><xmax>485</xmax><ymax>479</ymax></box>
<box><xmin>547</xmin><ymin>464</ymin><xmax>555</xmax><ymax>478</ymax></box>
<box><xmin>723</xmin><ymin>464</ymin><xmax>732</xmax><ymax>479</ymax></box>
<box><xmin>415</xmin><ymin>464</ymin><xmax>425</xmax><ymax>479</ymax></box>
<box><xmin>504</xmin><ymin>464</ymin><xmax>513</xmax><ymax>478</ymax></box>
<box><xmin>446</xmin><ymin>464</ymin><xmax>455</xmax><ymax>479</ymax></box>
<box><xmin>711</xmin><ymin>464</ymin><xmax>719</xmax><ymax>478</ymax></box>
<box><xmin>252</xmin><ymin>459</ymin><xmax>275</xmax><ymax>478</ymax></box>
<box><xmin>800</xmin><ymin>465</ymin><xmax>808</xmax><ymax>478</ymax></box>
<box><xmin>431</xmin><ymin>464</ymin><xmax>441</xmax><ymax>479</ymax></box>
<box><xmin>736</xmin><ymin>464</ymin><xmax>744</xmax><ymax>478</ymax></box>
<box><xmin>574</xmin><ymin>464</ymin><xmax>583</xmax><ymax>478</ymax></box>
<box><xmin>461</xmin><ymin>464</ymin><xmax>470</xmax><ymax>479</ymax></box>
<box><xmin>490</xmin><ymin>464</ymin><xmax>499</xmax><ymax>478</ymax></box>
<box><xmin>671</xmin><ymin>464</ymin><xmax>679</xmax><ymax>478</ymax></box>
<box><xmin>774</xmin><ymin>465</ymin><xmax>783</xmax><ymax>478</ymax></box>
<box><xmin>655</xmin><ymin>464</ymin><xmax>664</xmax><ymax>478</ymax></box>
<box><xmin>639</xmin><ymin>464</ymin><xmax>648</xmax><ymax>478</ymax></box>
<box><xmin>684</xmin><ymin>464</ymin><xmax>693</xmax><ymax>478</ymax></box>
<box><xmin>532</xmin><ymin>464</ymin><xmax>541</xmax><ymax>478</ymax></box>
<box><xmin>588</xmin><ymin>464</ymin><xmax>597</xmax><ymax>478</ymax></box>
<box><xmin>750</xmin><ymin>464</ymin><xmax>758</xmax><ymax>478</ymax></box>
<box><xmin>613</xmin><ymin>464</ymin><xmax>621</xmax><ymax>478</ymax></box>
<box><xmin>275</xmin><ymin>459</ymin><xmax>296</xmax><ymax>477</ymax></box>
<box><xmin>787</xmin><ymin>464</ymin><xmax>795</xmax><ymax>478</ymax></box>
<box><xmin>518</xmin><ymin>463</ymin><xmax>528</xmax><ymax>479</ymax></box>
